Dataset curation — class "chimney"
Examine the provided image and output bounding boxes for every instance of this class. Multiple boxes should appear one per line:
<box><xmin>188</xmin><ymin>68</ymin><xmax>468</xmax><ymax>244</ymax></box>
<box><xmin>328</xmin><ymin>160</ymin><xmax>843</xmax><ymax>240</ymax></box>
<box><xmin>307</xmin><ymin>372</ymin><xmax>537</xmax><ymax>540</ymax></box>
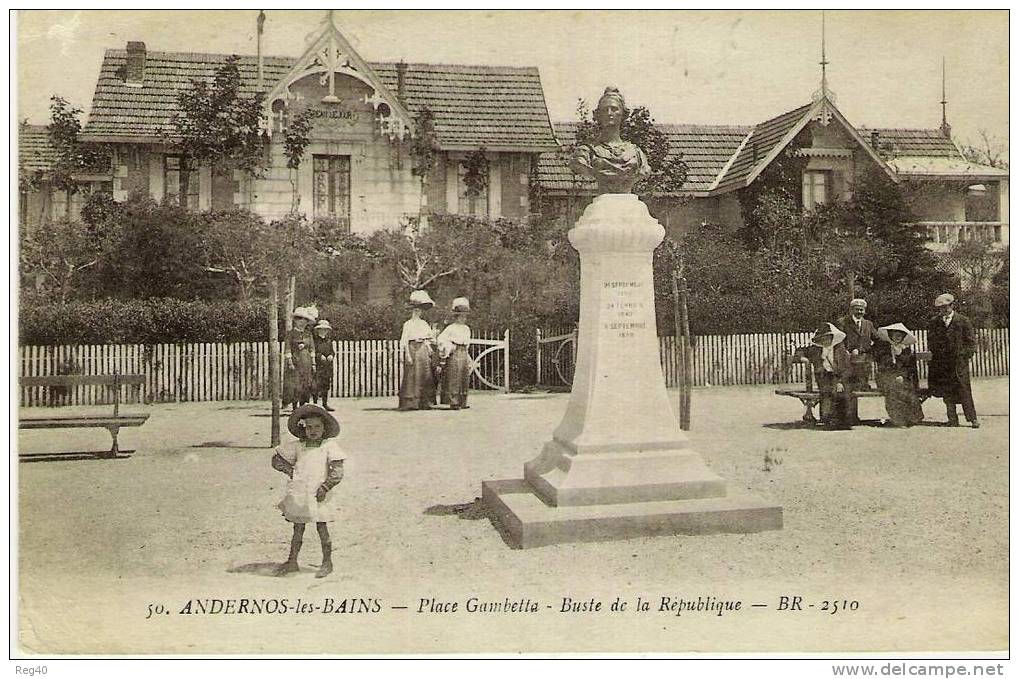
<box><xmin>870</xmin><ymin>130</ymin><xmax>880</xmax><ymax>148</ymax></box>
<box><xmin>125</xmin><ymin>41</ymin><xmax>146</xmax><ymax>86</ymax></box>
<box><xmin>396</xmin><ymin>60</ymin><xmax>407</xmax><ymax>104</ymax></box>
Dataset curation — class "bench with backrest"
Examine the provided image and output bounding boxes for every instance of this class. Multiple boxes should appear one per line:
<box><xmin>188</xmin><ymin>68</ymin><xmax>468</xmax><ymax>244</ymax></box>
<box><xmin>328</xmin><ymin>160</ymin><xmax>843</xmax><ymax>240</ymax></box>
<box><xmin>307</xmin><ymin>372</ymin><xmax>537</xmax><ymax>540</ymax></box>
<box><xmin>19</xmin><ymin>373</ymin><xmax>149</xmax><ymax>458</ymax></box>
<box><xmin>775</xmin><ymin>351</ymin><xmax>932</xmax><ymax>425</ymax></box>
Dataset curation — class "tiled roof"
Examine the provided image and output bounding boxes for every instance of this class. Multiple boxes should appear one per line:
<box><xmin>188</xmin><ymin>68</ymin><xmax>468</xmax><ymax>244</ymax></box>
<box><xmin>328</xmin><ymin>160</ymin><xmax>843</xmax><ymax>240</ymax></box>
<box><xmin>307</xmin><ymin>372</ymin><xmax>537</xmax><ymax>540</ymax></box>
<box><xmin>537</xmin><ymin>121</ymin><xmax>751</xmax><ymax>195</ymax></box>
<box><xmin>713</xmin><ymin>102</ymin><xmax>813</xmax><ymax>193</ymax></box>
<box><xmin>18</xmin><ymin>124</ymin><xmax>57</xmax><ymax>173</ymax></box>
<box><xmin>372</xmin><ymin>63</ymin><xmax>556</xmax><ymax>150</ymax></box>
<box><xmin>887</xmin><ymin>155</ymin><xmax>1008</xmax><ymax>179</ymax></box>
<box><xmin>82</xmin><ymin>49</ymin><xmax>556</xmax><ymax>150</ymax></box>
<box><xmin>858</xmin><ymin>128</ymin><xmax>961</xmax><ymax>158</ymax></box>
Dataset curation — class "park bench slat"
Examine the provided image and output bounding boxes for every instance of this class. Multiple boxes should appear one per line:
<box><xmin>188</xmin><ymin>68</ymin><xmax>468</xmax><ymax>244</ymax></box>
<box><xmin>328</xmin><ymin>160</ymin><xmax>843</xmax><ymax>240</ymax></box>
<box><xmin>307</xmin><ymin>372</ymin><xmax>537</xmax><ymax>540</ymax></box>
<box><xmin>21</xmin><ymin>374</ymin><xmax>146</xmax><ymax>387</ymax></box>
<box><xmin>20</xmin><ymin>415</ymin><xmax>149</xmax><ymax>429</ymax></box>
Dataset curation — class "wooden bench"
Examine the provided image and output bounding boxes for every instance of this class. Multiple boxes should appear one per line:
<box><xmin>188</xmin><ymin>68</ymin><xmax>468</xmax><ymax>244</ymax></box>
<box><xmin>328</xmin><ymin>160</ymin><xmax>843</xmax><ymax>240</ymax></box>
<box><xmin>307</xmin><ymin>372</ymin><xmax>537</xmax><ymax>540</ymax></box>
<box><xmin>775</xmin><ymin>351</ymin><xmax>932</xmax><ymax>425</ymax></box>
<box><xmin>19</xmin><ymin>373</ymin><xmax>149</xmax><ymax>458</ymax></box>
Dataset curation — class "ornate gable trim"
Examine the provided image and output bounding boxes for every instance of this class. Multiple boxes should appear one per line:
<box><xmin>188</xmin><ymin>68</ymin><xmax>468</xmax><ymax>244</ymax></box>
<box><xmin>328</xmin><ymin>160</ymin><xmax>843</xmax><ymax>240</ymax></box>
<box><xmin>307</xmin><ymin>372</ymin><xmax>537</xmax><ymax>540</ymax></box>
<box><xmin>264</xmin><ymin>13</ymin><xmax>415</xmax><ymax>141</ymax></box>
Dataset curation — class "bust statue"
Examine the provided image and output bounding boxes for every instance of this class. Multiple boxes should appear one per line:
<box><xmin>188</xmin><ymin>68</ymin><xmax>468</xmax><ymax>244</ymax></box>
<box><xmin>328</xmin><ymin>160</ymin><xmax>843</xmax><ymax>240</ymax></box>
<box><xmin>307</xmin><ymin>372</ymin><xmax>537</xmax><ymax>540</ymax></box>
<box><xmin>569</xmin><ymin>87</ymin><xmax>651</xmax><ymax>194</ymax></box>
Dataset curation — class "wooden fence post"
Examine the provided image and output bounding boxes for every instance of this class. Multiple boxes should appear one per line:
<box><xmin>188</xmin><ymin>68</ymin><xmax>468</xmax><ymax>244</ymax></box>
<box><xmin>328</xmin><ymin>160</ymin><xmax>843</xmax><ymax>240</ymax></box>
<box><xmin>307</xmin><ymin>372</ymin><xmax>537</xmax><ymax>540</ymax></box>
<box><xmin>535</xmin><ymin>328</ymin><xmax>542</xmax><ymax>386</ymax></box>
<box><xmin>504</xmin><ymin>329</ymin><xmax>511</xmax><ymax>394</ymax></box>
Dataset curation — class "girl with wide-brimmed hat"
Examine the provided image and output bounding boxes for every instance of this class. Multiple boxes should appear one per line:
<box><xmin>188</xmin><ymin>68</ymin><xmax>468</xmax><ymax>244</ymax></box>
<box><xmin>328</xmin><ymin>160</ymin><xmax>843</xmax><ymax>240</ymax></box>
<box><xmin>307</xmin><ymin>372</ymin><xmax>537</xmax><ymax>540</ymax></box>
<box><xmin>282</xmin><ymin>306</ymin><xmax>316</xmax><ymax>410</ymax></box>
<box><xmin>802</xmin><ymin>323</ymin><xmax>853</xmax><ymax>429</ymax></box>
<box><xmin>873</xmin><ymin>323</ymin><xmax>925</xmax><ymax>427</ymax></box>
<box><xmin>398</xmin><ymin>290</ymin><xmax>437</xmax><ymax>411</ymax></box>
<box><xmin>312</xmin><ymin>319</ymin><xmax>335</xmax><ymax>412</ymax></box>
<box><xmin>271</xmin><ymin>404</ymin><xmax>344</xmax><ymax>578</ymax></box>
<box><xmin>437</xmin><ymin>297</ymin><xmax>473</xmax><ymax>410</ymax></box>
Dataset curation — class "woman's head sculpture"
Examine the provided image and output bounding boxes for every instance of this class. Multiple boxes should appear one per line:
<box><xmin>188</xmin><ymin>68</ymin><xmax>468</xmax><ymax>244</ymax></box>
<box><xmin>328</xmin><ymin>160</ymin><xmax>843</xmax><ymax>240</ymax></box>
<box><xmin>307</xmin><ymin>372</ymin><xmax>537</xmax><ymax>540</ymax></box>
<box><xmin>568</xmin><ymin>87</ymin><xmax>651</xmax><ymax>195</ymax></box>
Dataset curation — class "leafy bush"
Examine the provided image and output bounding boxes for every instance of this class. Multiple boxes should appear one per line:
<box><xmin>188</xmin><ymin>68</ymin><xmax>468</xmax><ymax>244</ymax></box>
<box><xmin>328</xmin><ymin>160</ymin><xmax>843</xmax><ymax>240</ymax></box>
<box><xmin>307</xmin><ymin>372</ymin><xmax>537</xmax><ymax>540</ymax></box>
<box><xmin>20</xmin><ymin>298</ymin><xmax>267</xmax><ymax>345</ymax></box>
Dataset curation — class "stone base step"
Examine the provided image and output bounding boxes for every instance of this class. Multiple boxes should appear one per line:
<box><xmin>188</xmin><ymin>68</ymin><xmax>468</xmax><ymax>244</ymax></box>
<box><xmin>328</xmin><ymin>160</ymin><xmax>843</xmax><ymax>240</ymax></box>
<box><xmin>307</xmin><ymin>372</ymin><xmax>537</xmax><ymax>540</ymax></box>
<box><xmin>482</xmin><ymin>479</ymin><xmax>783</xmax><ymax>549</ymax></box>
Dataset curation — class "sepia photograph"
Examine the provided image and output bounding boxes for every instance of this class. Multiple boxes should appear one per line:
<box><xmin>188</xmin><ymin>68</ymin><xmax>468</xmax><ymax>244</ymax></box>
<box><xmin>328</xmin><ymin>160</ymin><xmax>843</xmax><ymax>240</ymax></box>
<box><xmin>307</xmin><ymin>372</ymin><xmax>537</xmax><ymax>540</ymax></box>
<box><xmin>12</xmin><ymin>8</ymin><xmax>1009</xmax><ymax>658</ymax></box>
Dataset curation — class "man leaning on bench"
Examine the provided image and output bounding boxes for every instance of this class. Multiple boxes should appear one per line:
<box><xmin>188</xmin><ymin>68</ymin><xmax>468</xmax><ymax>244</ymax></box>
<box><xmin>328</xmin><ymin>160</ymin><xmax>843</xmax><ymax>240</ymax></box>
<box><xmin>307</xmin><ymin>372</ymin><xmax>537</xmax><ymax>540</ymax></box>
<box><xmin>776</xmin><ymin>293</ymin><xmax>980</xmax><ymax>430</ymax></box>
<box><xmin>19</xmin><ymin>372</ymin><xmax>150</xmax><ymax>458</ymax></box>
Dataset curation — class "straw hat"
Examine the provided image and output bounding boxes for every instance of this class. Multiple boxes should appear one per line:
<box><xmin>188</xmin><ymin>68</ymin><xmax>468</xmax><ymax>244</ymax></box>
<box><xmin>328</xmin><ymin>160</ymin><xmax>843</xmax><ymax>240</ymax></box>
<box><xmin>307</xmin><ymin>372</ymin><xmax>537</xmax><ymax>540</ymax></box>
<box><xmin>877</xmin><ymin>323</ymin><xmax>917</xmax><ymax>346</ymax></box>
<box><xmin>314</xmin><ymin>319</ymin><xmax>332</xmax><ymax>331</ymax></box>
<box><xmin>451</xmin><ymin>297</ymin><xmax>470</xmax><ymax>313</ymax></box>
<box><xmin>407</xmin><ymin>290</ymin><xmax>435</xmax><ymax>308</ymax></box>
<box><xmin>288</xmin><ymin>403</ymin><xmax>340</xmax><ymax>439</ymax></box>
<box><xmin>292</xmin><ymin>306</ymin><xmax>316</xmax><ymax>323</ymax></box>
<box><xmin>934</xmin><ymin>293</ymin><xmax>955</xmax><ymax>308</ymax></box>
<box><xmin>811</xmin><ymin>322</ymin><xmax>846</xmax><ymax>346</ymax></box>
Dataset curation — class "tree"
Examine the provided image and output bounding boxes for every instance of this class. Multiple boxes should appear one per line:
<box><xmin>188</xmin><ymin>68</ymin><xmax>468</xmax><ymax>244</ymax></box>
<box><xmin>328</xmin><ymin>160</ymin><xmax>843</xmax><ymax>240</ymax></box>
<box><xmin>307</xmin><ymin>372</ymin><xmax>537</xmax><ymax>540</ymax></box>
<box><xmin>47</xmin><ymin>96</ymin><xmax>111</xmax><ymax>193</ymax></box>
<box><xmin>282</xmin><ymin>108</ymin><xmax>314</xmax><ymax>212</ymax></box>
<box><xmin>948</xmin><ymin>237</ymin><xmax>1007</xmax><ymax>291</ymax></box>
<box><xmin>19</xmin><ymin>218</ymin><xmax>103</xmax><ymax>303</ymax></box>
<box><xmin>173</xmin><ymin>55</ymin><xmax>267</xmax><ymax>175</ymax></box>
<box><xmin>574</xmin><ymin>99</ymin><xmax>688</xmax><ymax>197</ymax></box>
<box><xmin>369</xmin><ymin>214</ymin><xmax>502</xmax><ymax>293</ymax></box>
<box><xmin>959</xmin><ymin>129</ymin><xmax>1008</xmax><ymax>170</ymax></box>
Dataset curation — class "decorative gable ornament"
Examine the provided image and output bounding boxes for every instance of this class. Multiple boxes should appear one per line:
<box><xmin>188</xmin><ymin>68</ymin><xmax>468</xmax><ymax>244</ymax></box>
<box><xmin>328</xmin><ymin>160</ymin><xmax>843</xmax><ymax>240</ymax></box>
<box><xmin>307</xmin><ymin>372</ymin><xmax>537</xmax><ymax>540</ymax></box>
<box><xmin>810</xmin><ymin>99</ymin><xmax>835</xmax><ymax>127</ymax></box>
<box><xmin>264</xmin><ymin>11</ymin><xmax>413</xmax><ymax>143</ymax></box>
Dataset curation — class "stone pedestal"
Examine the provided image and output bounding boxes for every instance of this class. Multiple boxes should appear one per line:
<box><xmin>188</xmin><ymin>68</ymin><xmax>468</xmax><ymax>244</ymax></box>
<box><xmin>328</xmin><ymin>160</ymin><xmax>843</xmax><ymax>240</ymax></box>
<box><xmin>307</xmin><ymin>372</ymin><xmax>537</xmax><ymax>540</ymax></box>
<box><xmin>483</xmin><ymin>194</ymin><xmax>781</xmax><ymax>548</ymax></box>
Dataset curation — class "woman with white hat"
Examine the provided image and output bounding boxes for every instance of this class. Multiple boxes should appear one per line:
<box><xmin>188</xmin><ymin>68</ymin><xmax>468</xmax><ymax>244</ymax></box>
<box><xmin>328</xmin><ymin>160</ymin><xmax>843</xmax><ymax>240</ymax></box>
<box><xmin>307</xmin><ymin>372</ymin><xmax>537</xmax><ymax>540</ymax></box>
<box><xmin>398</xmin><ymin>290</ymin><xmax>437</xmax><ymax>411</ymax></box>
<box><xmin>802</xmin><ymin>323</ymin><xmax>853</xmax><ymax>429</ymax></box>
<box><xmin>312</xmin><ymin>319</ymin><xmax>335</xmax><ymax>412</ymax></box>
<box><xmin>873</xmin><ymin>323</ymin><xmax>924</xmax><ymax>427</ymax></box>
<box><xmin>283</xmin><ymin>306</ymin><xmax>316</xmax><ymax>411</ymax></box>
<box><xmin>437</xmin><ymin>297</ymin><xmax>473</xmax><ymax>410</ymax></box>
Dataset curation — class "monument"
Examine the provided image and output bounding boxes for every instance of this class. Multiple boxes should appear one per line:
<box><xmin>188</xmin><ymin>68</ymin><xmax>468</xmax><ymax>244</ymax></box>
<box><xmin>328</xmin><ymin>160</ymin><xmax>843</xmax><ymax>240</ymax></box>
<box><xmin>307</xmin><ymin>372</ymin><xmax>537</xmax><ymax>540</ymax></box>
<box><xmin>482</xmin><ymin>88</ymin><xmax>782</xmax><ymax>548</ymax></box>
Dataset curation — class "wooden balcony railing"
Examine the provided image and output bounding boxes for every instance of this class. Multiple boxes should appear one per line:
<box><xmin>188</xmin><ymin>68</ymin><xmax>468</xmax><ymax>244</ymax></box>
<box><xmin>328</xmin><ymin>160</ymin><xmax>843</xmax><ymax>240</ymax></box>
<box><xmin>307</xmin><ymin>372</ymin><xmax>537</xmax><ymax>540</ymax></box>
<box><xmin>914</xmin><ymin>221</ymin><xmax>1008</xmax><ymax>248</ymax></box>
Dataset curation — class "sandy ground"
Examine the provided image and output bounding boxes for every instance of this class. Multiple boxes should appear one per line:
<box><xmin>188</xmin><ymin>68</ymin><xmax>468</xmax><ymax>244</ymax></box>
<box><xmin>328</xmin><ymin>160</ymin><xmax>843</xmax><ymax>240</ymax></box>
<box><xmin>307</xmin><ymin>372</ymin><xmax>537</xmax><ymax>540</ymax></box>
<box><xmin>16</xmin><ymin>379</ymin><xmax>1009</xmax><ymax>655</ymax></box>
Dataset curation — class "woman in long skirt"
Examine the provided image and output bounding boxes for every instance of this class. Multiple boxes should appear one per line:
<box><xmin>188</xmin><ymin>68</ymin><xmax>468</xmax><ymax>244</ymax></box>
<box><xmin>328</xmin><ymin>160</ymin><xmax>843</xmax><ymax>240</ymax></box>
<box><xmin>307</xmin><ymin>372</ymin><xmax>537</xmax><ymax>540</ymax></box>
<box><xmin>283</xmin><ymin>307</ymin><xmax>316</xmax><ymax>410</ymax></box>
<box><xmin>437</xmin><ymin>297</ymin><xmax>473</xmax><ymax>410</ymax></box>
<box><xmin>873</xmin><ymin>322</ymin><xmax>924</xmax><ymax>427</ymax></box>
<box><xmin>802</xmin><ymin>323</ymin><xmax>853</xmax><ymax>429</ymax></box>
<box><xmin>398</xmin><ymin>290</ymin><xmax>437</xmax><ymax>411</ymax></box>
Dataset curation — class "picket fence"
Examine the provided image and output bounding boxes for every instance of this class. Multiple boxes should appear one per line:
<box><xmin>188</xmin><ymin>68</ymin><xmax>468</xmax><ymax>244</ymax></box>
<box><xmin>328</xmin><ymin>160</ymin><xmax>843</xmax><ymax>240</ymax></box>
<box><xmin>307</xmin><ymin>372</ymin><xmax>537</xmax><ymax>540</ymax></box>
<box><xmin>18</xmin><ymin>330</ymin><xmax>509</xmax><ymax>407</ymax></box>
<box><xmin>537</xmin><ymin>327</ymin><xmax>1009</xmax><ymax>389</ymax></box>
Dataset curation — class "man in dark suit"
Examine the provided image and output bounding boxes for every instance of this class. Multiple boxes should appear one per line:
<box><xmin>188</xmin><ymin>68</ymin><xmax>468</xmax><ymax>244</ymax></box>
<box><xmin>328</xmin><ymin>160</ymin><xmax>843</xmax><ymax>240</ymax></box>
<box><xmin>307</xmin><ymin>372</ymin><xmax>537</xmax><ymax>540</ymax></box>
<box><xmin>835</xmin><ymin>298</ymin><xmax>881</xmax><ymax>422</ymax></box>
<box><xmin>927</xmin><ymin>293</ymin><xmax>979</xmax><ymax>428</ymax></box>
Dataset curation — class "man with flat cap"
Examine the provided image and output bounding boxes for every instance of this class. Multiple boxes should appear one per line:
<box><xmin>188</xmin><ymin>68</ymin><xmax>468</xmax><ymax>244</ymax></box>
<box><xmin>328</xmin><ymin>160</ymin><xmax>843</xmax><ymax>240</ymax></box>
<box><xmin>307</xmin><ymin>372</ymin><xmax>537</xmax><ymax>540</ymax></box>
<box><xmin>836</xmin><ymin>298</ymin><xmax>880</xmax><ymax>423</ymax></box>
<box><xmin>927</xmin><ymin>293</ymin><xmax>979</xmax><ymax>428</ymax></box>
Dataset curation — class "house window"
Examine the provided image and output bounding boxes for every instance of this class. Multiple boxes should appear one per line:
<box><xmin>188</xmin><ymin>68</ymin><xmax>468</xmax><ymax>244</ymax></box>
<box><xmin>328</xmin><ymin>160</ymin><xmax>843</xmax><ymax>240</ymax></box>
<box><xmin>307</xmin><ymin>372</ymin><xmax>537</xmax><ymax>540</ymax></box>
<box><xmin>313</xmin><ymin>155</ymin><xmax>351</xmax><ymax>229</ymax></box>
<box><xmin>802</xmin><ymin>170</ymin><xmax>833</xmax><ymax>209</ymax></box>
<box><xmin>458</xmin><ymin>162</ymin><xmax>489</xmax><ymax>217</ymax></box>
<box><xmin>165</xmin><ymin>155</ymin><xmax>199</xmax><ymax>209</ymax></box>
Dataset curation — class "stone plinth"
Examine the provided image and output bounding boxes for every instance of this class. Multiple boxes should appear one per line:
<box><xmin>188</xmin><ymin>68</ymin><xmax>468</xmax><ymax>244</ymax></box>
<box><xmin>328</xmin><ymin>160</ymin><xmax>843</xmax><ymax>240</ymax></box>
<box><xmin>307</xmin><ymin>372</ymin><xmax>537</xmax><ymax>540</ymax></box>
<box><xmin>483</xmin><ymin>194</ymin><xmax>782</xmax><ymax>548</ymax></box>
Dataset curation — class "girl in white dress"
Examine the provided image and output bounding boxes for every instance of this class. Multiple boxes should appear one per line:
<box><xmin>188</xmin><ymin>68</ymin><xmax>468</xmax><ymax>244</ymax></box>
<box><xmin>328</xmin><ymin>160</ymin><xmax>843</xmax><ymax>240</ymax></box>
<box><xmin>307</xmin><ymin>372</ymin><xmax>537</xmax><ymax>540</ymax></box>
<box><xmin>271</xmin><ymin>404</ymin><xmax>345</xmax><ymax>578</ymax></box>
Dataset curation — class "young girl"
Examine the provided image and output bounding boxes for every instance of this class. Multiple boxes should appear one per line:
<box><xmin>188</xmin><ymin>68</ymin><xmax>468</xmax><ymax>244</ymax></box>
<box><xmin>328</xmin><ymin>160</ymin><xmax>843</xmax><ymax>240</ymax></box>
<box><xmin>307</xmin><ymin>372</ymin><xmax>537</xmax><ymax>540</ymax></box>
<box><xmin>312</xmin><ymin>319</ymin><xmax>335</xmax><ymax>412</ymax></box>
<box><xmin>398</xmin><ymin>290</ymin><xmax>437</xmax><ymax>411</ymax></box>
<box><xmin>271</xmin><ymin>404</ymin><xmax>344</xmax><ymax>578</ymax></box>
<box><xmin>437</xmin><ymin>297</ymin><xmax>472</xmax><ymax>410</ymax></box>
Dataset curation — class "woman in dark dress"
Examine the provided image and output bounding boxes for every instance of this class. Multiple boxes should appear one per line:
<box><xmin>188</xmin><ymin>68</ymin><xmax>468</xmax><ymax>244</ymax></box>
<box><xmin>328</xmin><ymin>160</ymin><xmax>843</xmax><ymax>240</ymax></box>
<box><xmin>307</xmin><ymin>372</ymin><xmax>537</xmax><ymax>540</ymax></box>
<box><xmin>801</xmin><ymin>323</ymin><xmax>853</xmax><ymax>429</ymax></box>
<box><xmin>873</xmin><ymin>323</ymin><xmax>924</xmax><ymax>427</ymax></box>
<box><xmin>283</xmin><ymin>307</ymin><xmax>316</xmax><ymax>410</ymax></box>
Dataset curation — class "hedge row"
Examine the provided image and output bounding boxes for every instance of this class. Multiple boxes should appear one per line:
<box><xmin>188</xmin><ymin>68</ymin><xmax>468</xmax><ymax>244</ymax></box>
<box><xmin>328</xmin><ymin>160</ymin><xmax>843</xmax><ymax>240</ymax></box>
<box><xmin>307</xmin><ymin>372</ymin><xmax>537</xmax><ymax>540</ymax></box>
<box><xmin>21</xmin><ymin>289</ymin><xmax>1004</xmax><ymax>348</ymax></box>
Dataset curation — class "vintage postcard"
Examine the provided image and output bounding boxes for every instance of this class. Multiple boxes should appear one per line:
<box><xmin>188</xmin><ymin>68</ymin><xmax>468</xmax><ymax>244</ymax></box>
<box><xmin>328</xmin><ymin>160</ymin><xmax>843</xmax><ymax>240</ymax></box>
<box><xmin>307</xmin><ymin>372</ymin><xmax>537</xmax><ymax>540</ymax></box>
<box><xmin>13</xmin><ymin>9</ymin><xmax>1009</xmax><ymax>657</ymax></box>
